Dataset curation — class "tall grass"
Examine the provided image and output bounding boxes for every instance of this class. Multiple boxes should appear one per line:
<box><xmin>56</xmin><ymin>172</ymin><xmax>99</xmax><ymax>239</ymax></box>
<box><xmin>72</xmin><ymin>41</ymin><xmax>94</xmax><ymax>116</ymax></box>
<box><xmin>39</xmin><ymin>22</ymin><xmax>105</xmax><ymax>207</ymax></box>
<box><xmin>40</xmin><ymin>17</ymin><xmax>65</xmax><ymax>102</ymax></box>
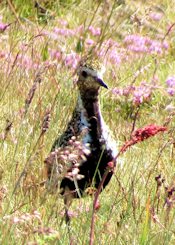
<box><xmin>0</xmin><ymin>0</ymin><xmax>175</xmax><ymax>244</ymax></box>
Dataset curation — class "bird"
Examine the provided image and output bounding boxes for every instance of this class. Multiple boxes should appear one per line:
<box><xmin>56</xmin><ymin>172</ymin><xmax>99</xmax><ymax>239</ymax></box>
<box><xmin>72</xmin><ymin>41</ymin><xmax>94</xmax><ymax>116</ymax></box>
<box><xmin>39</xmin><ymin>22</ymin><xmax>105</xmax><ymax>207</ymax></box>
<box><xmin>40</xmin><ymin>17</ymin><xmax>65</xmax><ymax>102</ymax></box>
<box><xmin>44</xmin><ymin>57</ymin><xmax>117</xmax><ymax>223</ymax></box>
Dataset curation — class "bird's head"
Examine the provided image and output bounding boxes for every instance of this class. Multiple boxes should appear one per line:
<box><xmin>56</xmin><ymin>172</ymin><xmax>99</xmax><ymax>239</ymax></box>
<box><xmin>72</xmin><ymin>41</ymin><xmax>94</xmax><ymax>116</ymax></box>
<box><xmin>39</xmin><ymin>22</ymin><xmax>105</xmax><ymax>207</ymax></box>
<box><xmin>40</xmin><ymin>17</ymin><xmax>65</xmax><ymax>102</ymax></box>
<box><xmin>77</xmin><ymin>58</ymin><xmax>108</xmax><ymax>93</ymax></box>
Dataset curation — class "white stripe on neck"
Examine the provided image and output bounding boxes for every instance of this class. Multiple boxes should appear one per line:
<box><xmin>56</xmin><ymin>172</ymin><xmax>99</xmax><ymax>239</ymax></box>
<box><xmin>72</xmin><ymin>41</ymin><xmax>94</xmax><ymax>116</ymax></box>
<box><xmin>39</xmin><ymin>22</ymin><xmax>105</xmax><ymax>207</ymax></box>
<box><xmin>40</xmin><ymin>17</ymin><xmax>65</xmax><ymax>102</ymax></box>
<box><xmin>79</xmin><ymin>66</ymin><xmax>105</xmax><ymax>79</ymax></box>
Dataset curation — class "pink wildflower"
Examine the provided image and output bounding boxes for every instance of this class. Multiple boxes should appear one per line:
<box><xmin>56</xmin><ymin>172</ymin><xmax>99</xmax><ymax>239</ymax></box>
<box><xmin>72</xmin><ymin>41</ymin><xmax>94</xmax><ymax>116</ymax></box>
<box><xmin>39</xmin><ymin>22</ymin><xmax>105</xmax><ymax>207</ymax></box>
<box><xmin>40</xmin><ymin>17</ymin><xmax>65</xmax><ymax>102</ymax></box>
<box><xmin>89</xmin><ymin>26</ymin><xmax>101</xmax><ymax>36</ymax></box>
<box><xmin>149</xmin><ymin>40</ymin><xmax>162</xmax><ymax>54</ymax></box>
<box><xmin>49</xmin><ymin>49</ymin><xmax>62</xmax><ymax>60</ymax></box>
<box><xmin>0</xmin><ymin>22</ymin><xmax>10</xmax><ymax>32</ymax></box>
<box><xmin>54</xmin><ymin>27</ymin><xmax>75</xmax><ymax>37</ymax></box>
<box><xmin>74</xmin><ymin>25</ymin><xmax>84</xmax><ymax>34</ymax></box>
<box><xmin>17</xmin><ymin>54</ymin><xmax>38</xmax><ymax>71</ymax></box>
<box><xmin>64</xmin><ymin>52</ymin><xmax>80</xmax><ymax>69</ymax></box>
<box><xmin>133</xmin><ymin>85</ymin><xmax>151</xmax><ymax>105</ymax></box>
<box><xmin>149</xmin><ymin>12</ymin><xmax>163</xmax><ymax>21</ymax></box>
<box><xmin>109</xmin><ymin>50</ymin><xmax>122</xmax><ymax>65</ymax></box>
<box><xmin>112</xmin><ymin>88</ymin><xmax>123</xmax><ymax>96</ymax></box>
<box><xmin>166</xmin><ymin>76</ymin><xmax>175</xmax><ymax>87</ymax></box>
<box><xmin>166</xmin><ymin>76</ymin><xmax>175</xmax><ymax>96</ymax></box>
<box><xmin>162</xmin><ymin>40</ymin><xmax>169</xmax><ymax>50</ymax></box>
<box><xmin>123</xmin><ymin>85</ymin><xmax>135</xmax><ymax>96</ymax></box>
<box><xmin>58</xmin><ymin>19</ymin><xmax>68</xmax><ymax>27</ymax></box>
<box><xmin>167</xmin><ymin>87</ymin><xmax>175</xmax><ymax>96</ymax></box>
<box><xmin>86</xmin><ymin>39</ymin><xmax>95</xmax><ymax>46</ymax></box>
<box><xmin>124</xmin><ymin>34</ymin><xmax>168</xmax><ymax>55</ymax></box>
<box><xmin>127</xmin><ymin>44</ymin><xmax>148</xmax><ymax>53</ymax></box>
<box><xmin>113</xmin><ymin>82</ymin><xmax>152</xmax><ymax>106</ymax></box>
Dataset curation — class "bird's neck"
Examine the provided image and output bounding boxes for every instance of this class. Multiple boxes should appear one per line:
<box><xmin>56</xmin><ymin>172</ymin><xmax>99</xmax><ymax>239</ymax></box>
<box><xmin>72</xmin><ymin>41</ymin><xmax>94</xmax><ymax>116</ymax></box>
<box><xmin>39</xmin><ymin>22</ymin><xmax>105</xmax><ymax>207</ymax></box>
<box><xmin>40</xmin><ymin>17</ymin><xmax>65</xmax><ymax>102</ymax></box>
<box><xmin>79</xmin><ymin>88</ymin><xmax>102</xmax><ymax>116</ymax></box>
<box><xmin>78</xmin><ymin>89</ymin><xmax>104</xmax><ymax>138</ymax></box>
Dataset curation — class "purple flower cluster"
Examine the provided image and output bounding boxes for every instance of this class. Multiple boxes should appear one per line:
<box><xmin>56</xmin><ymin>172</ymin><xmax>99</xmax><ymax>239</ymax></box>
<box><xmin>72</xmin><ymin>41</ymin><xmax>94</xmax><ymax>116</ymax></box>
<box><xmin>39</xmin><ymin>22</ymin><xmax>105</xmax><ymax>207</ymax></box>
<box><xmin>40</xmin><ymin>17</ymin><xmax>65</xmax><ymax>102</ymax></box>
<box><xmin>88</xmin><ymin>26</ymin><xmax>101</xmax><ymax>36</ymax></box>
<box><xmin>49</xmin><ymin>49</ymin><xmax>62</xmax><ymax>61</ymax></box>
<box><xmin>64</xmin><ymin>52</ymin><xmax>80</xmax><ymax>69</ymax></box>
<box><xmin>124</xmin><ymin>34</ymin><xmax>168</xmax><ymax>55</ymax></box>
<box><xmin>17</xmin><ymin>53</ymin><xmax>39</xmax><ymax>71</ymax></box>
<box><xmin>44</xmin><ymin>25</ymin><xmax>83</xmax><ymax>41</ymax></box>
<box><xmin>97</xmin><ymin>39</ymin><xmax>125</xmax><ymax>66</ymax></box>
<box><xmin>53</xmin><ymin>27</ymin><xmax>75</xmax><ymax>37</ymax></box>
<box><xmin>0</xmin><ymin>22</ymin><xmax>9</xmax><ymax>32</ymax></box>
<box><xmin>166</xmin><ymin>76</ymin><xmax>175</xmax><ymax>96</ymax></box>
<box><xmin>49</xmin><ymin>48</ymin><xmax>80</xmax><ymax>69</ymax></box>
<box><xmin>112</xmin><ymin>81</ymin><xmax>153</xmax><ymax>106</ymax></box>
<box><xmin>0</xmin><ymin>15</ymin><xmax>171</xmax><ymax>77</ymax></box>
<box><xmin>133</xmin><ymin>82</ymin><xmax>152</xmax><ymax>105</ymax></box>
<box><xmin>85</xmin><ymin>38</ymin><xmax>95</xmax><ymax>46</ymax></box>
<box><xmin>149</xmin><ymin>12</ymin><xmax>163</xmax><ymax>21</ymax></box>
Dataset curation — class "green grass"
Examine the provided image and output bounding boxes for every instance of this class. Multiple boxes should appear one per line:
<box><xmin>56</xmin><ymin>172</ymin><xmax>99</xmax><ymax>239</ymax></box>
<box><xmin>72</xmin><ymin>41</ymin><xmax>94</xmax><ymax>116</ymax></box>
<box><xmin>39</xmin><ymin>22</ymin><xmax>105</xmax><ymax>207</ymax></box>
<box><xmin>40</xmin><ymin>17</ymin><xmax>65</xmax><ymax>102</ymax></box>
<box><xmin>0</xmin><ymin>0</ymin><xmax>175</xmax><ymax>244</ymax></box>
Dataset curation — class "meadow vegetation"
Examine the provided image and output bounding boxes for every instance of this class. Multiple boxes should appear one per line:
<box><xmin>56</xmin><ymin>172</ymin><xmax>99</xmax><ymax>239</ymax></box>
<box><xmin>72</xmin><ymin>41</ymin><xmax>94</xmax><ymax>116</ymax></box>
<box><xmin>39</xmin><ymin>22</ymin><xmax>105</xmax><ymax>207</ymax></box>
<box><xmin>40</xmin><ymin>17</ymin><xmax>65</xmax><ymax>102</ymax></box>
<box><xmin>0</xmin><ymin>0</ymin><xmax>175</xmax><ymax>244</ymax></box>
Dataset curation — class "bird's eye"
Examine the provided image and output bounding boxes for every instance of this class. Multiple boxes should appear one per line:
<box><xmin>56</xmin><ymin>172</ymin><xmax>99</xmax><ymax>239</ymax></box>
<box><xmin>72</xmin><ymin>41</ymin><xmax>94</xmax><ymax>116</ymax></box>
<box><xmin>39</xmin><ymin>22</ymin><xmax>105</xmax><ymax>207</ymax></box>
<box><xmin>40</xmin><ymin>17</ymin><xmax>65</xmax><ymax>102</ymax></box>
<box><xmin>81</xmin><ymin>71</ymin><xmax>88</xmax><ymax>78</ymax></box>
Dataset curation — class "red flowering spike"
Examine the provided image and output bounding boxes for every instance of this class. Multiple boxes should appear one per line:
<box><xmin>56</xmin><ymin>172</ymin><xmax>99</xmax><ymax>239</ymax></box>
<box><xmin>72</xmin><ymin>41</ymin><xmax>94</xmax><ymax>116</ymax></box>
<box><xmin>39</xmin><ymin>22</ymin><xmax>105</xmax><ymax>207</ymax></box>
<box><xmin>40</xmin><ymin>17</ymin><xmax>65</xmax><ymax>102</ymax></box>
<box><xmin>132</xmin><ymin>124</ymin><xmax>167</xmax><ymax>141</ymax></box>
<box><xmin>120</xmin><ymin>124</ymin><xmax>167</xmax><ymax>154</ymax></box>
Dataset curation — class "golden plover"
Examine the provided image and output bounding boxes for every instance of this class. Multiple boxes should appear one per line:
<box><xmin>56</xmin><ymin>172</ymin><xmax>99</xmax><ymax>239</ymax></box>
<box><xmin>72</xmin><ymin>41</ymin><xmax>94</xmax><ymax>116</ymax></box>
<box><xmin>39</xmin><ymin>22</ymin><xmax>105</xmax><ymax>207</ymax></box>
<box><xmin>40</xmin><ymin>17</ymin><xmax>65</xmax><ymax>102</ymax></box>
<box><xmin>45</xmin><ymin>58</ymin><xmax>117</xmax><ymax>221</ymax></box>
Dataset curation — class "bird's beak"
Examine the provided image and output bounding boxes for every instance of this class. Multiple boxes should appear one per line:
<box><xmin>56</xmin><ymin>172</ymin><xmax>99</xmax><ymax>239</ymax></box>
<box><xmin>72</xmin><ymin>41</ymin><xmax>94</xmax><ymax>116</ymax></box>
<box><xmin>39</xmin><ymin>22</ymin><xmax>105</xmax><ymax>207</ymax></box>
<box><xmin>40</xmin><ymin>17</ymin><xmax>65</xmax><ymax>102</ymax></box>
<box><xmin>96</xmin><ymin>77</ymin><xmax>108</xmax><ymax>89</ymax></box>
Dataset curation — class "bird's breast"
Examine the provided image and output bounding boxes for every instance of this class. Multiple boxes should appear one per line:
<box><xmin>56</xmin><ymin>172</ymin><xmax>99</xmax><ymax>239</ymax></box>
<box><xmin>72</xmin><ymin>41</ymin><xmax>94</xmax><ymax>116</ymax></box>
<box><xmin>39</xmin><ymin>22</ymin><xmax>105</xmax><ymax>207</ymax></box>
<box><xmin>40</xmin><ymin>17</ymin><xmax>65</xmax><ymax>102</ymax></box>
<box><xmin>80</xmin><ymin>110</ymin><xmax>92</xmax><ymax>145</ymax></box>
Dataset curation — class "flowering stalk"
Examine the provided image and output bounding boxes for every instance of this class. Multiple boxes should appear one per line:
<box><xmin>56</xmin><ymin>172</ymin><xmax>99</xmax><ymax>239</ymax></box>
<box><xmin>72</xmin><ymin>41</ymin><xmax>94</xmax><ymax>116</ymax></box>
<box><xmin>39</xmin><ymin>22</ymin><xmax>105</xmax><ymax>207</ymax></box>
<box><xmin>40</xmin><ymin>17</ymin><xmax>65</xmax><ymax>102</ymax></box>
<box><xmin>119</xmin><ymin>124</ymin><xmax>167</xmax><ymax>155</ymax></box>
<box><xmin>24</xmin><ymin>73</ymin><xmax>41</xmax><ymax>113</ymax></box>
<box><xmin>41</xmin><ymin>108</ymin><xmax>51</xmax><ymax>135</ymax></box>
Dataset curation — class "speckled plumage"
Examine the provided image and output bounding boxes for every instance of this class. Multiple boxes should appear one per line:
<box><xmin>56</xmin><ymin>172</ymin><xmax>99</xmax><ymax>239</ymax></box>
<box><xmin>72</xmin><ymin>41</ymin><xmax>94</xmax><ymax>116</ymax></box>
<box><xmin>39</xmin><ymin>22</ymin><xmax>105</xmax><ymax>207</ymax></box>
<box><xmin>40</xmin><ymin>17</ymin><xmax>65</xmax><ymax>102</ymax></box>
<box><xmin>45</xmin><ymin>58</ymin><xmax>117</xmax><ymax>199</ymax></box>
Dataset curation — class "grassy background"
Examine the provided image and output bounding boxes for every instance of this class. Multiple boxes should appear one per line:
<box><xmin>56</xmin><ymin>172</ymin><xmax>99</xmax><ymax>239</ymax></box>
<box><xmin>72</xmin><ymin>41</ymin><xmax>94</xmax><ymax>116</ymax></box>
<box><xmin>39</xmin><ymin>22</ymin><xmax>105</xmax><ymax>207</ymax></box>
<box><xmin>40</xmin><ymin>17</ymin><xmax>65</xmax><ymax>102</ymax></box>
<box><xmin>0</xmin><ymin>0</ymin><xmax>175</xmax><ymax>244</ymax></box>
